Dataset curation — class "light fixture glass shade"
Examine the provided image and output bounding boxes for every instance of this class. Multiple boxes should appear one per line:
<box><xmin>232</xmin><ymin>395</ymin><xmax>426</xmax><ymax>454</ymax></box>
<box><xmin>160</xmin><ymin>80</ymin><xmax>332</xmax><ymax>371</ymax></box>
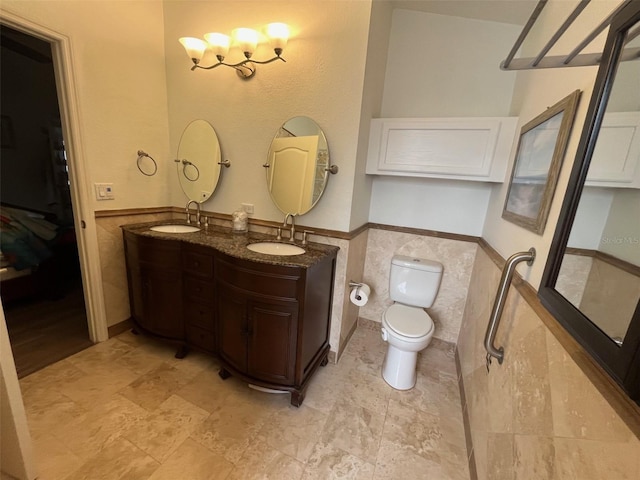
<box><xmin>232</xmin><ymin>28</ymin><xmax>259</xmax><ymax>54</ymax></box>
<box><xmin>179</xmin><ymin>37</ymin><xmax>207</xmax><ymax>61</ymax></box>
<box><xmin>266</xmin><ymin>23</ymin><xmax>289</xmax><ymax>50</ymax></box>
<box><xmin>204</xmin><ymin>32</ymin><xmax>230</xmax><ymax>57</ymax></box>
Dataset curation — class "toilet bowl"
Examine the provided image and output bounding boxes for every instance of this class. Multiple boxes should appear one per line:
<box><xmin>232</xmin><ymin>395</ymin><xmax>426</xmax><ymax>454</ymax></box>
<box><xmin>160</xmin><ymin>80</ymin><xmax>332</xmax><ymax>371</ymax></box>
<box><xmin>380</xmin><ymin>255</ymin><xmax>443</xmax><ymax>390</ymax></box>
<box><xmin>381</xmin><ymin>303</ymin><xmax>434</xmax><ymax>390</ymax></box>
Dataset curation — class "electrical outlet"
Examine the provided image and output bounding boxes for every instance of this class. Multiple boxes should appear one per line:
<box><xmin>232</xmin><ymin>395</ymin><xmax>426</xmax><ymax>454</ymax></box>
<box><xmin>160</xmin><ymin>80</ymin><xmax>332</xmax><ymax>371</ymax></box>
<box><xmin>241</xmin><ymin>203</ymin><xmax>254</xmax><ymax>214</ymax></box>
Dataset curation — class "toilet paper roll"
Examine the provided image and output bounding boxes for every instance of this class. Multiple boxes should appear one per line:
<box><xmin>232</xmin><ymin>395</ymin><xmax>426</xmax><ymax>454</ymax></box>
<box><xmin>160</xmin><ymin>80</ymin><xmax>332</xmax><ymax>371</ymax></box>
<box><xmin>350</xmin><ymin>283</ymin><xmax>371</xmax><ymax>307</ymax></box>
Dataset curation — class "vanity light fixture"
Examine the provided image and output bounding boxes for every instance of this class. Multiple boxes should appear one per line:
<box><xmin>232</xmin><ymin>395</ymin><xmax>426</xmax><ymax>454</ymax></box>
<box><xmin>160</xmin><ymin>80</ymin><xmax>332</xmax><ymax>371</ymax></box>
<box><xmin>179</xmin><ymin>23</ymin><xmax>289</xmax><ymax>80</ymax></box>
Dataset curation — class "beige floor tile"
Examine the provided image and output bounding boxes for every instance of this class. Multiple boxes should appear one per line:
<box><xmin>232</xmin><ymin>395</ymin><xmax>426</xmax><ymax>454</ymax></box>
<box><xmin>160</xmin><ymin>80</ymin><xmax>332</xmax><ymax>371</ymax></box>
<box><xmin>31</xmin><ymin>433</ymin><xmax>84</xmax><ymax>480</ymax></box>
<box><xmin>58</xmin><ymin>365</ymin><xmax>140</xmax><ymax>410</ymax></box>
<box><xmin>22</xmin><ymin>389</ymin><xmax>87</xmax><ymax>440</ymax></box>
<box><xmin>258</xmin><ymin>403</ymin><xmax>329</xmax><ymax>462</ymax></box>
<box><xmin>64</xmin><ymin>436</ymin><xmax>160</xmax><ymax>480</ymax></box>
<box><xmin>16</xmin><ymin>327</ymin><xmax>469</xmax><ymax>480</ymax></box>
<box><xmin>147</xmin><ymin>438</ymin><xmax>234</xmax><ymax>480</ymax></box>
<box><xmin>119</xmin><ymin>362</ymin><xmax>195</xmax><ymax>411</ymax></box>
<box><xmin>300</xmin><ymin>362</ymin><xmax>346</xmax><ymax>414</ymax></box>
<box><xmin>227</xmin><ymin>438</ymin><xmax>305</xmax><ymax>480</ymax></box>
<box><xmin>374</xmin><ymin>440</ymin><xmax>446</xmax><ymax>480</ymax></box>
<box><xmin>122</xmin><ymin>394</ymin><xmax>209</xmax><ymax>463</ymax></box>
<box><xmin>321</xmin><ymin>398</ymin><xmax>386</xmax><ymax>464</ymax></box>
<box><xmin>302</xmin><ymin>441</ymin><xmax>375</xmax><ymax>480</ymax></box>
<box><xmin>59</xmin><ymin>394</ymin><xmax>150</xmax><ymax>461</ymax></box>
<box><xmin>190</xmin><ymin>389</ymin><xmax>275</xmax><ymax>464</ymax></box>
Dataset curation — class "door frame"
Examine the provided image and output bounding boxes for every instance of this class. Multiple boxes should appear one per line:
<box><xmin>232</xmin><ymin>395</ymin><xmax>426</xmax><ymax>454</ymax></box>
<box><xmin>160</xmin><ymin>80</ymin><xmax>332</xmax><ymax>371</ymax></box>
<box><xmin>1</xmin><ymin>10</ymin><xmax>109</xmax><ymax>343</ymax></box>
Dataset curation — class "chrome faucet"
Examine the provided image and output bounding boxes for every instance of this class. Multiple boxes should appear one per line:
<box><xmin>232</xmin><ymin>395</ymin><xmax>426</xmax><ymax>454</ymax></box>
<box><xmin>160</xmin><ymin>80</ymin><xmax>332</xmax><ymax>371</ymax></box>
<box><xmin>283</xmin><ymin>213</ymin><xmax>296</xmax><ymax>241</ymax></box>
<box><xmin>186</xmin><ymin>200</ymin><xmax>201</xmax><ymax>225</ymax></box>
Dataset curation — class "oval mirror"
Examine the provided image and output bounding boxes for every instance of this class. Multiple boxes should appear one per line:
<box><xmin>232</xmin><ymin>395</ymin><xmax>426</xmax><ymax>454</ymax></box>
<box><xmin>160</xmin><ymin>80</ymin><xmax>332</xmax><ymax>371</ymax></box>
<box><xmin>177</xmin><ymin>119</ymin><xmax>221</xmax><ymax>203</ymax></box>
<box><xmin>265</xmin><ymin>116</ymin><xmax>330</xmax><ymax>215</ymax></box>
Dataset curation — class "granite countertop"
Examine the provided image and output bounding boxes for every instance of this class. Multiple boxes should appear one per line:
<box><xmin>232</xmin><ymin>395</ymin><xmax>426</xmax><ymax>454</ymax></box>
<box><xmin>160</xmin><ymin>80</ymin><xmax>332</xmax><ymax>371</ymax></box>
<box><xmin>121</xmin><ymin>221</ymin><xmax>339</xmax><ymax>268</ymax></box>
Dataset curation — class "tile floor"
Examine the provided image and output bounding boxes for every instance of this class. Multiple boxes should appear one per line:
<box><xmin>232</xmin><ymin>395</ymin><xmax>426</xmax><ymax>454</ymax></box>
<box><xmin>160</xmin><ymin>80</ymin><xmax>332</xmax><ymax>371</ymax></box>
<box><xmin>18</xmin><ymin>324</ymin><xmax>470</xmax><ymax>479</ymax></box>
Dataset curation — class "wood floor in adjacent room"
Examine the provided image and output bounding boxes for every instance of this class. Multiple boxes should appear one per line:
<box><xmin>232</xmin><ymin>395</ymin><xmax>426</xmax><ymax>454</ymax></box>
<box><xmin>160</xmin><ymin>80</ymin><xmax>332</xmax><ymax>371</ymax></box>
<box><xmin>3</xmin><ymin>283</ymin><xmax>93</xmax><ymax>378</ymax></box>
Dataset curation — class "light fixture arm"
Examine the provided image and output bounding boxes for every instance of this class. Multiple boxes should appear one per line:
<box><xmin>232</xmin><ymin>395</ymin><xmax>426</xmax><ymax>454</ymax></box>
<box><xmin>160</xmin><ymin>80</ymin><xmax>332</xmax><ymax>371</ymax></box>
<box><xmin>189</xmin><ymin>53</ymin><xmax>285</xmax><ymax>79</ymax></box>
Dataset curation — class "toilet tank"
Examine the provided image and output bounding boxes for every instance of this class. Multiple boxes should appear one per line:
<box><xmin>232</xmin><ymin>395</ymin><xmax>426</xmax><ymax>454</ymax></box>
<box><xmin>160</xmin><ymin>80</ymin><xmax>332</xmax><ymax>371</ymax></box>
<box><xmin>389</xmin><ymin>255</ymin><xmax>443</xmax><ymax>308</ymax></box>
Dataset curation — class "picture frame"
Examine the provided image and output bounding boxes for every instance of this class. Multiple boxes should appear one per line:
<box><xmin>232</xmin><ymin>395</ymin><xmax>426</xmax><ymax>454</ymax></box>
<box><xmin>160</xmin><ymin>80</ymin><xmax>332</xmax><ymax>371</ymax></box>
<box><xmin>502</xmin><ymin>89</ymin><xmax>581</xmax><ymax>234</ymax></box>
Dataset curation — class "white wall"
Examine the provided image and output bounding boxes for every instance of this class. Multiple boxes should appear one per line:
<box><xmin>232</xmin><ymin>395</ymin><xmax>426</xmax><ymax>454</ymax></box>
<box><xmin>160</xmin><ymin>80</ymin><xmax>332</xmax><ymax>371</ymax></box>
<box><xmin>348</xmin><ymin>0</ymin><xmax>393</xmax><ymax>231</ymax></box>
<box><xmin>369</xmin><ymin>9</ymin><xmax>520</xmax><ymax>236</ymax></box>
<box><xmin>599</xmin><ymin>189</ymin><xmax>640</xmax><ymax>264</ymax></box>
<box><xmin>163</xmin><ymin>0</ymin><xmax>373</xmax><ymax>232</ymax></box>
<box><xmin>0</xmin><ymin>0</ymin><xmax>172</xmax><ymax>212</ymax></box>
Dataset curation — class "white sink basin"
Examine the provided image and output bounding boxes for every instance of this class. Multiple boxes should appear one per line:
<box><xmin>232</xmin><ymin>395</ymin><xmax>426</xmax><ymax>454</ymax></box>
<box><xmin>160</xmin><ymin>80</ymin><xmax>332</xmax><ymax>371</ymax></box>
<box><xmin>150</xmin><ymin>224</ymin><xmax>200</xmax><ymax>233</ymax></box>
<box><xmin>247</xmin><ymin>242</ymin><xmax>305</xmax><ymax>256</ymax></box>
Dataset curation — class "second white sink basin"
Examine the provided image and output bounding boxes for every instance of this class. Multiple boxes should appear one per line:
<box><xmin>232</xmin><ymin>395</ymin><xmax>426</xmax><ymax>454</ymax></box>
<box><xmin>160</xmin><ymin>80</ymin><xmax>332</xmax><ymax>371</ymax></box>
<box><xmin>150</xmin><ymin>224</ymin><xmax>200</xmax><ymax>233</ymax></box>
<box><xmin>247</xmin><ymin>242</ymin><xmax>306</xmax><ymax>256</ymax></box>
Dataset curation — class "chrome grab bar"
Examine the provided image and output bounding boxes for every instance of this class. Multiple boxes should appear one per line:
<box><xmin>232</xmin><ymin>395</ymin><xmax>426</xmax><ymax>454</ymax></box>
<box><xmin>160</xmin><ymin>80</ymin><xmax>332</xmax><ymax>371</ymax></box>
<box><xmin>484</xmin><ymin>248</ymin><xmax>536</xmax><ymax>369</ymax></box>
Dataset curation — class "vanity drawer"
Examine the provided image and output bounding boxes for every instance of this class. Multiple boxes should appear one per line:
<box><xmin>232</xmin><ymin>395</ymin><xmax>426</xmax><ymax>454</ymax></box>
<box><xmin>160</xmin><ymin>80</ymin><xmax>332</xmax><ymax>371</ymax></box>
<box><xmin>186</xmin><ymin>325</ymin><xmax>216</xmax><ymax>353</ymax></box>
<box><xmin>184</xmin><ymin>301</ymin><xmax>215</xmax><ymax>330</ymax></box>
<box><xmin>182</xmin><ymin>250</ymin><xmax>214</xmax><ymax>278</ymax></box>
<box><xmin>215</xmin><ymin>258</ymin><xmax>300</xmax><ymax>299</ymax></box>
<box><xmin>184</xmin><ymin>276</ymin><xmax>215</xmax><ymax>303</ymax></box>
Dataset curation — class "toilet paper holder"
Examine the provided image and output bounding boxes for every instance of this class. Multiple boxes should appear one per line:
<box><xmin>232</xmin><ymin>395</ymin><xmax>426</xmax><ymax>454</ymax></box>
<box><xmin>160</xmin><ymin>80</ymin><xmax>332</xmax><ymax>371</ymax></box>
<box><xmin>349</xmin><ymin>281</ymin><xmax>364</xmax><ymax>299</ymax></box>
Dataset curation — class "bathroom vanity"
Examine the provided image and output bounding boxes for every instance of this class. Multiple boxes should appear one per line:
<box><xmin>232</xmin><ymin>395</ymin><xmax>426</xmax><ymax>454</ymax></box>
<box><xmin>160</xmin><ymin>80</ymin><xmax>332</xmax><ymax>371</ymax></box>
<box><xmin>122</xmin><ymin>222</ymin><xmax>338</xmax><ymax>406</ymax></box>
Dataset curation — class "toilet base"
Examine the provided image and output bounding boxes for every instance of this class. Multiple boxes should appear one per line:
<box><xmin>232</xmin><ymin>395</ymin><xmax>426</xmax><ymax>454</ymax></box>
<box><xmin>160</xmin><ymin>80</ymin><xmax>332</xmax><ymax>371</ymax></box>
<box><xmin>382</xmin><ymin>344</ymin><xmax>419</xmax><ymax>390</ymax></box>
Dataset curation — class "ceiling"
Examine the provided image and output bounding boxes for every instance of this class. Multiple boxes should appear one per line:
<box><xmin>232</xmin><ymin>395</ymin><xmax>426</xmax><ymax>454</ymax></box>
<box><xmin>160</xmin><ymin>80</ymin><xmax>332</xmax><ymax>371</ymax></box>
<box><xmin>390</xmin><ymin>0</ymin><xmax>538</xmax><ymax>25</ymax></box>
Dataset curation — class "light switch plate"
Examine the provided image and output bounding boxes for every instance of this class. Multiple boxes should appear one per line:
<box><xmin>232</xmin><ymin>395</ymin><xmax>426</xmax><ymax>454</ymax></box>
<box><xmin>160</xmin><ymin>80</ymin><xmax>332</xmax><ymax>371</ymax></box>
<box><xmin>94</xmin><ymin>183</ymin><xmax>114</xmax><ymax>200</ymax></box>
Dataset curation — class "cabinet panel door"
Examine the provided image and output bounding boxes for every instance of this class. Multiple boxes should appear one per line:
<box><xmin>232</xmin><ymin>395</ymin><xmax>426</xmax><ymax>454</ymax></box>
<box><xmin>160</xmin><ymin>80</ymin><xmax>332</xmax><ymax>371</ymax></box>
<box><xmin>247</xmin><ymin>300</ymin><xmax>297</xmax><ymax>385</ymax></box>
<box><xmin>217</xmin><ymin>287</ymin><xmax>248</xmax><ymax>373</ymax></box>
<box><xmin>141</xmin><ymin>266</ymin><xmax>184</xmax><ymax>339</ymax></box>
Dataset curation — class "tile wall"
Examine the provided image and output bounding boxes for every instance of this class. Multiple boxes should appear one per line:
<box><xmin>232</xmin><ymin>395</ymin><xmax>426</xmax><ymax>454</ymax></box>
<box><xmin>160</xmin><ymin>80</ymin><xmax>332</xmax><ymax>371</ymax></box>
<box><xmin>457</xmin><ymin>247</ymin><xmax>640</xmax><ymax>479</ymax></box>
<box><xmin>358</xmin><ymin>228</ymin><xmax>478</xmax><ymax>343</ymax></box>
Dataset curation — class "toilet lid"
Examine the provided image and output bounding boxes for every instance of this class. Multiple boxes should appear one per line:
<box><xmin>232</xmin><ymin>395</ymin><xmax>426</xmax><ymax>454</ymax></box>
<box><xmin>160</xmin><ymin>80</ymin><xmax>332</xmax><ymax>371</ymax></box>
<box><xmin>384</xmin><ymin>304</ymin><xmax>434</xmax><ymax>338</ymax></box>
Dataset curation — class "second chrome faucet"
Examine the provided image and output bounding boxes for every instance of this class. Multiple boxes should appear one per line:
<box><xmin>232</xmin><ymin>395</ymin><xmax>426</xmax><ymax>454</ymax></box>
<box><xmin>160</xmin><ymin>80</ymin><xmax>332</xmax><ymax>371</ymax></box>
<box><xmin>283</xmin><ymin>213</ymin><xmax>296</xmax><ymax>241</ymax></box>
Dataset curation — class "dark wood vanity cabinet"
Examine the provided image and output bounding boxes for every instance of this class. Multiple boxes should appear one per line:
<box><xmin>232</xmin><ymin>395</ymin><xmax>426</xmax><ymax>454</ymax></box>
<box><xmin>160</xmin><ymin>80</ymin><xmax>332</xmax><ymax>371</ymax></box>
<box><xmin>214</xmin><ymin>252</ymin><xmax>336</xmax><ymax>406</ymax></box>
<box><xmin>123</xmin><ymin>231</ymin><xmax>184</xmax><ymax>340</ymax></box>
<box><xmin>122</xmin><ymin>228</ymin><xmax>337</xmax><ymax>406</ymax></box>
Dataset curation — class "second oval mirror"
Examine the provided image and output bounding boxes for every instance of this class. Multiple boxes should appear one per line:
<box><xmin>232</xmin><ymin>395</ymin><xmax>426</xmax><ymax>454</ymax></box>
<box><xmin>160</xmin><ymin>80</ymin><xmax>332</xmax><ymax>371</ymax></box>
<box><xmin>177</xmin><ymin>119</ymin><xmax>222</xmax><ymax>203</ymax></box>
<box><xmin>265</xmin><ymin>116</ymin><xmax>330</xmax><ymax>215</ymax></box>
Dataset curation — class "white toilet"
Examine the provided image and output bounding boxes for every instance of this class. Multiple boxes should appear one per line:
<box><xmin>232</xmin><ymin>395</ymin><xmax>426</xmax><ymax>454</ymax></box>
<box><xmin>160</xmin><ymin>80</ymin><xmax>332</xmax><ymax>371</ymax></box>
<box><xmin>381</xmin><ymin>255</ymin><xmax>443</xmax><ymax>390</ymax></box>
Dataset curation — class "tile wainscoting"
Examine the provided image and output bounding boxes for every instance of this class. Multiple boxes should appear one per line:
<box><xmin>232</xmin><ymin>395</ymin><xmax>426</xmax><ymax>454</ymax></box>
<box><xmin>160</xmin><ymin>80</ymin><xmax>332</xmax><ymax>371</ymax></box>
<box><xmin>456</xmin><ymin>244</ymin><xmax>640</xmax><ymax>479</ymax></box>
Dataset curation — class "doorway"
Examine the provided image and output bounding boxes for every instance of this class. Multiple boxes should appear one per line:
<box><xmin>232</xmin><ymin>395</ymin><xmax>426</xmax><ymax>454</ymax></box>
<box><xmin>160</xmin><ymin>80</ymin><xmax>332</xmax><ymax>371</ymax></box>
<box><xmin>0</xmin><ymin>25</ymin><xmax>92</xmax><ymax>377</ymax></box>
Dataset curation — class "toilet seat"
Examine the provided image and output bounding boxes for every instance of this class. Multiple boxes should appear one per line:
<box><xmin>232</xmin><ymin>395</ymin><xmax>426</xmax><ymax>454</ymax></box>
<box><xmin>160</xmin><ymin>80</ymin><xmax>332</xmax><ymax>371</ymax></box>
<box><xmin>383</xmin><ymin>303</ymin><xmax>433</xmax><ymax>338</ymax></box>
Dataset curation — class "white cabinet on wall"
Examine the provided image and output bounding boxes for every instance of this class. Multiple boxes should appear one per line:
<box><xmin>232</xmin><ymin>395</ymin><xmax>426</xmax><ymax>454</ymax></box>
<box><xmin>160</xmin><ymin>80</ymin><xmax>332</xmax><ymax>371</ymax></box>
<box><xmin>586</xmin><ymin>111</ymin><xmax>640</xmax><ymax>188</ymax></box>
<box><xmin>366</xmin><ymin>117</ymin><xmax>518</xmax><ymax>182</ymax></box>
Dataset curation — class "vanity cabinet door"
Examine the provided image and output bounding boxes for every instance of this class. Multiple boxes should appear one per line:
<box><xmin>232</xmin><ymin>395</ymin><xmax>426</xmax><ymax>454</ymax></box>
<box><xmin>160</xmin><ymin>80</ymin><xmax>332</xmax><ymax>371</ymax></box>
<box><xmin>123</xmin><ymin>231</ymin><xmax>183</xmax><ymax>340</ymax></box>
<box><xmin>140</xmin><ymin>266</ymin><xmax>184</xmax><ymax>339</ymax></box>
<box><xmin>247</xmin><ymin>299</ymin><xmax>297</xmax><ymax>385</ymax></box>
<box><xmin>217</xmin><ymin>285</ymin><xmax>249</xmax><ymax>373</ymax></box>
<box><xmin>215</xmin><ymin>280</ymin><xmax>298</xmax><ymax>385</ymax></box>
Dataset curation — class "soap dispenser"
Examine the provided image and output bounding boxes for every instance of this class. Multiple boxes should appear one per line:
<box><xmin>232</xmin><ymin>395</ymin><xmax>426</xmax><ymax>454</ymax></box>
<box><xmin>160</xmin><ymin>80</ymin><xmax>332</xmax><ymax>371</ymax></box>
<box><xmin>232</xmin><ymin>207</ymin><xmax>248</xmax><ymax>233</ymax></box>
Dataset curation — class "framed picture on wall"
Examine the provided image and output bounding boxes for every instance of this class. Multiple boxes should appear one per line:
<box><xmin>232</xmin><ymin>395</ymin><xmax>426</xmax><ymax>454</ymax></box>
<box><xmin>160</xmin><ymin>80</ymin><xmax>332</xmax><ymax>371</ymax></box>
<box><xmin>502</xmin><ymin>89</ymin><xmax>581</xmax><ymax>234</ymax></box>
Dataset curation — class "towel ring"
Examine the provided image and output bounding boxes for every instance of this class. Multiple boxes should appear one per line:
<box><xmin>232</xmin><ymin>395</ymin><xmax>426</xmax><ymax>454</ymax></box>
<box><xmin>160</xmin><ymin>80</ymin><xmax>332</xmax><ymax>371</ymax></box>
<box><xmin>181</xmin><ymin>159</ymin><xmax>200</xmax><ymax>182</ymax></box>
<box><xmin>137</xmin><ymin>150</ymin><xmax>158</xmax><ymax>176</ymax></box>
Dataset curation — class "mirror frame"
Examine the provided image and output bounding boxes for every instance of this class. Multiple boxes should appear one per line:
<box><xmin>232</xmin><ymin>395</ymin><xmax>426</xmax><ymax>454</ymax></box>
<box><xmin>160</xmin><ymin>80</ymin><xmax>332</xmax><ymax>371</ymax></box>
<box><xmin>176</xmin><ymin>119</ymin><xmax>222</xmax><ymax>203</ymax></box>
<box><xmin>539</xmin><ymin>2</ymin><xmax>640</xmax><ymax>402</ymax></box>
<box><xmin>265</xmin><ymin>116</ymin><xmax>331</xmax><ymax>216</ymax></box>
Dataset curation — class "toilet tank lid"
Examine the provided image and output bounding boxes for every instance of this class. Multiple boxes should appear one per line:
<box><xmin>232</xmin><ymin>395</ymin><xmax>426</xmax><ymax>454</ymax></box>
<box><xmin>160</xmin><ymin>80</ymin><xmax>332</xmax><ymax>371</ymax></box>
<box><xmin>391</xmin><ymin>255</ymin><xmax>443</xmax><ymax>273</ymax></box>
